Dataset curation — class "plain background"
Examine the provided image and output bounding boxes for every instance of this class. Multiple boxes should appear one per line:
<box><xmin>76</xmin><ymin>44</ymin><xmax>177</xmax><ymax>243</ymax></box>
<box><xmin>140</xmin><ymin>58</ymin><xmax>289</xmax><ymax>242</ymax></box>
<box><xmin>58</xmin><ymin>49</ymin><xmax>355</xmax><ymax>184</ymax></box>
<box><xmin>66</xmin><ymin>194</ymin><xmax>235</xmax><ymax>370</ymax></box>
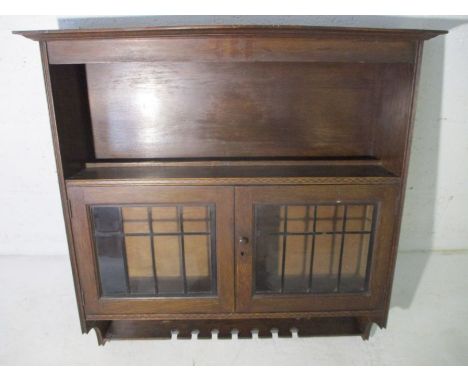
<box><xmin>0</xmin><ymin>15</ymin><xmax>467</xmax><ymax>365</ymax></box>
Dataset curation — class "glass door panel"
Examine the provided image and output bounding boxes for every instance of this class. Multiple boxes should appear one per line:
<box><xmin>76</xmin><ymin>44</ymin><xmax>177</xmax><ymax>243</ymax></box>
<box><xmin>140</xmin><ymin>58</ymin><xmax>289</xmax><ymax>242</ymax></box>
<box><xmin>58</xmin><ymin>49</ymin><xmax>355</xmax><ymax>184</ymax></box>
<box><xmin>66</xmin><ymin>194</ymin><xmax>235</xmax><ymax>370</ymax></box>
<box><xmin>67</xmin><ymin>185</ymin><xmax>234</xmax><ymax>315</ymax></box>
<box><xmin>254</xmin><ymin>203</ymin><xmax>376</xmax><ymax>295</ymax></box>
<box><xmin>235</xmin><ymin>185</ymin><xmax>398</xmax><ymax>313</ymax></box>
<box><xmin>91</xmin><ymin>204</ymin><xmax>216</xmax><ymax>297</ymax></box>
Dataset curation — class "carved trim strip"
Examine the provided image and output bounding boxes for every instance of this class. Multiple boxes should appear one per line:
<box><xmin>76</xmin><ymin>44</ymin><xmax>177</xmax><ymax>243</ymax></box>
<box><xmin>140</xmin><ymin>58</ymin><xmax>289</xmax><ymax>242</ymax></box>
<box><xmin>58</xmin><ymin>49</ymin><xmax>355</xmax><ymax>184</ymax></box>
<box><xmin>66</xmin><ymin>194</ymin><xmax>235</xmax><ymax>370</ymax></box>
<box><xmin>15</xmin><ymin>26</ymin><xmax>447</xmax><ymax>42</ymax></box>
<box><xmin>67</xmin><ymin>177</ymin><xmax>400</xmax><ymax>187</ymax></box>
<box><xmin>86</xmin><ymin>309</ymin><xmax>384</xmax><ymax>321</ymax></box>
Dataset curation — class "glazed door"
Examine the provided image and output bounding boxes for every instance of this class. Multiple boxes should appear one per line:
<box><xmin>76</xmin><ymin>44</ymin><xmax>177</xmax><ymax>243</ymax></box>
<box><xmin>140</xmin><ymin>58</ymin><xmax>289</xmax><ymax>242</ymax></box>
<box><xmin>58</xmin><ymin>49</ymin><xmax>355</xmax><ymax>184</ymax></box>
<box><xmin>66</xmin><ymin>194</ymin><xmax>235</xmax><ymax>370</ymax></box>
<box><xmin>235</xmin><ymin>185</ymin><xmax>399</xmax><ymax>313</ymax></box>
<box><xmin>67</xmin><ymin>185</ymin><xmax>234</xmax><ymax>316</ymax></box>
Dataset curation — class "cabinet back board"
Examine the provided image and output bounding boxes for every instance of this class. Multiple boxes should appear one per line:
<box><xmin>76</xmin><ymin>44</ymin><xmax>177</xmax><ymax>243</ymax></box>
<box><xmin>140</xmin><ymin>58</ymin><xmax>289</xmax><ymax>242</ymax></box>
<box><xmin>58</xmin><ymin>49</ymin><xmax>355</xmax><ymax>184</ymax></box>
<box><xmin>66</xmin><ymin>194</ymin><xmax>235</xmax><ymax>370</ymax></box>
<box><xmin>86</xmin><ymin>62</ymin><xmax>379</xmax><ymax>159</ymax></box>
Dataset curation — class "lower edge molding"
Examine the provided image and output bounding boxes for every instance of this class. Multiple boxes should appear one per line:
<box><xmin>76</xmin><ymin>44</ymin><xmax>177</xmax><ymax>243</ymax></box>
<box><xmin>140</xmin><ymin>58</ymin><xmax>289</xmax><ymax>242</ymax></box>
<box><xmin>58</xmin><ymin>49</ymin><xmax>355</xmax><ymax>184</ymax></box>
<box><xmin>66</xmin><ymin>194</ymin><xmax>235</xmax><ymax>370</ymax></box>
<box><xmin>87</xmin><ymin>316</ymin><xmax>386</xmax><ymax>345</ymax></box>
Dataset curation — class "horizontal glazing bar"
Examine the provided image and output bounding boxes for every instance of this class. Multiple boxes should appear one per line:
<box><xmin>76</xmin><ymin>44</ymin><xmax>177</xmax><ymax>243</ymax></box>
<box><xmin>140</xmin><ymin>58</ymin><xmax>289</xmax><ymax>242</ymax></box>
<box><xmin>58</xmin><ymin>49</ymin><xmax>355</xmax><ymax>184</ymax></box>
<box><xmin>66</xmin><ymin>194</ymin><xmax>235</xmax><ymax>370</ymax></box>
<box><xmin>254</xmin><ymin>289</ymin><xmax>365</xmax><ymax>296</ymax></box>
<box><xmin>274</xmin><ymin>216</ymin><xmax>373</xmax><ymax>221</ymax></box>
<box><xmin>94</xmin><ymin>231</ymin><xmax>210</xmax><ymax>237</ymax></box>
<box><xmin>123</xmin><ymin>218</ymin><xmax>210</xmax><ymax>223</ymax></box>
<box><xmin>263</xmin><ymin>230</ymin><xmax>373</xmax><ymax>236</ymax></box>
<box><xmin>103</xmin><ymin>291</ymin><xmax>215</xmax><ymax>298</ymax></box>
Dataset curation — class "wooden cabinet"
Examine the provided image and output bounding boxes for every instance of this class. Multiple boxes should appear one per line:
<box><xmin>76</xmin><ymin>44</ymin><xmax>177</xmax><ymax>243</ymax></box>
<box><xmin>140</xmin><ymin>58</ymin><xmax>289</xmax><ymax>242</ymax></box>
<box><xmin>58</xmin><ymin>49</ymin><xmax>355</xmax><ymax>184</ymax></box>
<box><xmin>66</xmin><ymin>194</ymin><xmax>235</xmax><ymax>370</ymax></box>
<box><xmin>16</xmin><ymin>25</ymin><xmax>446</xmax><ymax>343</ymax></box>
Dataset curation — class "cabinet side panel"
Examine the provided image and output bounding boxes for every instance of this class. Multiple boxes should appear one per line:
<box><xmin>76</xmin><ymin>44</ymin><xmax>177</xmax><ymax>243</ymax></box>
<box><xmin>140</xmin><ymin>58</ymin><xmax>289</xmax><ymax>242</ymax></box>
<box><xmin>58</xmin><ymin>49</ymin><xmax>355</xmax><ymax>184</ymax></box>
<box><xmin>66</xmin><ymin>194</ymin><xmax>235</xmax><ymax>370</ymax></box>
<box><xmin>39</xmin><ymin>42</ymin><xmax>87</xmax><ymax>332</ymax></box>
<box><xmin>49</xmin><ymin>64</ymin><xmax>95</xmax><ymax>177</ymax></box>
<box><xmin>373</xmin><ymin>62</ymin><xmax>415</xmax><ymax>176</ymax></box>
<box><xmin>378</xmin><ymin>41</ymin><xmax>426</xmax><ymax>326</ymax></box>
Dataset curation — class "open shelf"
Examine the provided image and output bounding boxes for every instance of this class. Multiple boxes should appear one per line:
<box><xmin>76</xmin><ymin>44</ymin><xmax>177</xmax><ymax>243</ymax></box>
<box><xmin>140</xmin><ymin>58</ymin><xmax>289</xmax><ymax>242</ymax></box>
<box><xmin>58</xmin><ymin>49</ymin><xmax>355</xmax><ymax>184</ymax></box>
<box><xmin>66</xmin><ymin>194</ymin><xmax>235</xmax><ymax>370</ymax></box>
<box><xmin>47</xmin><ymin>60</ymin><xmax>418</xmax><ymax>180</ymax></box>
<box><xmin>66</xmin><ymin>161</ymin><xmax>399</xmax><ymax>186</ymax></box>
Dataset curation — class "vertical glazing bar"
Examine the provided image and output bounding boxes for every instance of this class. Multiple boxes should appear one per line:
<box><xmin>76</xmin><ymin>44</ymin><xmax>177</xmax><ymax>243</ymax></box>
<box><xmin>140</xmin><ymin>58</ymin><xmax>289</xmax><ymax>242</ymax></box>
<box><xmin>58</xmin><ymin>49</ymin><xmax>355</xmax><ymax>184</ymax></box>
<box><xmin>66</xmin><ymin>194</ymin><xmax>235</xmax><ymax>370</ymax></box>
<box><xmin>280</xmin><ymin>205</ymin><xmax>288</xmax><ymax>293</ymax></box>
<box><xmin>336</xmin><ymin>204</ymin><xmax>348</xmax><ymax>292</ymax></box>
<box><xmin>355</xmin><ymin>205</ymin><xmax>368</xmax><ymax>275</ymax></box>
<box><xmin>147</xmin><ymin>207</ymin><xmax>159</xmax><ymax>294</ymax></box>
<box><xmin>118</xmin><ymin>207</ymin><xmax>131</xmax><ymax>294</ymax></box>
<box><xmin>208</xmin><ymin>205</ymin><xmax>217</xmax><ymax>293</ymax></box>
<box><xmin>364</xmin><ymin>204</ymin><xmax>378</xmax><ymax>291</ymax></box>
<box><xmin>302</xmin><ymin>205</ymin><xmax>311</xmax><ymax>273</ymax></box>
<box><xmin>177</xmin><ymin>205</ymin><xmax>188</xmax><ymax>294</ymax></box>
<box><xmin>328</xmin><ymin>204</ymin><xmax>340</xmax><ymax>275</ymax></box>
<box><xmin>307</xmin><ymin>205</ymin><xmax>318</xmax><ymax>292</ymax></box>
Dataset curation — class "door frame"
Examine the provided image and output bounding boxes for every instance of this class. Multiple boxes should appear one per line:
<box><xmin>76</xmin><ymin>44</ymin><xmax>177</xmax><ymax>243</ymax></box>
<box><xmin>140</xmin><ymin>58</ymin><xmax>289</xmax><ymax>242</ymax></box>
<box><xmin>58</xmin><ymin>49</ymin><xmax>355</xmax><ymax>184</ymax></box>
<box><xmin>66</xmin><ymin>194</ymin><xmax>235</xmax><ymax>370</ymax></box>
<box><xmin>234</xmin><ymin>185</ymin><xmax>399</xmax><ymax>313</ymax></box>
<box><xmin>67</xmin><ymin>184</ymin><xmax>235</xmax><ymax>316</ymax></box>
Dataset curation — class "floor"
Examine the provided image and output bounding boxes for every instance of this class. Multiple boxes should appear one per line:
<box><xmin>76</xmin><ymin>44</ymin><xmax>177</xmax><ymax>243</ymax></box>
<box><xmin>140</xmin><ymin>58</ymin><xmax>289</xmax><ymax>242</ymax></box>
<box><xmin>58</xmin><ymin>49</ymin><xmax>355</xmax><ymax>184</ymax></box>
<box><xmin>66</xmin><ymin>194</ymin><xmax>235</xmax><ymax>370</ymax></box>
<box><xmin>0</xmin><ymin>251</ymin><xmax>467</xmax><ymax>365</ymax></box>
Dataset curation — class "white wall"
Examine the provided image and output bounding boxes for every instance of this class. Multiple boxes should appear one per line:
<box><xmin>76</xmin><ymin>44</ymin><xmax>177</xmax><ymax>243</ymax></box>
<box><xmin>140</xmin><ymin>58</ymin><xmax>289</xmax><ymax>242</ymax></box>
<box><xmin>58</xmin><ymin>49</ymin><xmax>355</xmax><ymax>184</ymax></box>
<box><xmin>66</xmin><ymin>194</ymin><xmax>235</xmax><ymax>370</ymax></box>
<box><xmin>404</xmin><ymin>21</ymin><xmax>468</xmax><ymax>251</ymax></box>
<box><xmin>1</xmin><ymin>15</ymin><xmax>467</xmax><ymax>256</ymax></box>
<box><xmin>0</xmin><ymin>16</ymin><xmax>68</xmax><ymax>256</ymax></box>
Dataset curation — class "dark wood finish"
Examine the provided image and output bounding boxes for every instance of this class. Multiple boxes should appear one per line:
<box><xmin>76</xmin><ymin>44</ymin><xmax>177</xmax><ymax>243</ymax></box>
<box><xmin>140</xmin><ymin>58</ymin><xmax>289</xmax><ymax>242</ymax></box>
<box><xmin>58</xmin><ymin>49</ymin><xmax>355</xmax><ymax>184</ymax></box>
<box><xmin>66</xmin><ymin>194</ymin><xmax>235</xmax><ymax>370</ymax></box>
<box><xmin>38</xmin><ymin>41</ymin><xmax>88</xmax><ymax>333</ymax></box>
<box><xmin>66</xmin><ymin>163</ymin><xmax>399</xmax><ymax>186</ymax></box>
<box><xmin>379</xmin><ymin>41</ymin><xmax>426</xmax><ymax>327</ymax></box>
<box><xmin>85</xmin><ymin>309</ymin><xmax>383</xmax><ymax>321</ymax></box>
<box><xmin>16</xmin><ymin>25</ymin><xmax>446</xmax><ymax>344</ymax></box>
<box><xmin>373</xmin><ymin>63</ymin><xmax>416</xmax><ymax>176</ymax></box>
<box><xmin>14</xmin><ymin>25</ymin><xmax>446</xmax><ymax>41</ymax></box>
<box><xmin>101</xmin><ymin>317</ymin><xmax>372</xmax><ymax>343</ymax></box>
<box><xmin>45</xmin><ymin>37</ymin><xmax>417</xmax><ymax>65</ymax></box>
<box><xmin>48</xmin><ymin>64</ymin><xmax>95</xmax><ymax>177</ymax></box>
<box><xmin>87</xmin><ymin>62</ymin><xmax>379</xmax><ymax>159</ymax></box>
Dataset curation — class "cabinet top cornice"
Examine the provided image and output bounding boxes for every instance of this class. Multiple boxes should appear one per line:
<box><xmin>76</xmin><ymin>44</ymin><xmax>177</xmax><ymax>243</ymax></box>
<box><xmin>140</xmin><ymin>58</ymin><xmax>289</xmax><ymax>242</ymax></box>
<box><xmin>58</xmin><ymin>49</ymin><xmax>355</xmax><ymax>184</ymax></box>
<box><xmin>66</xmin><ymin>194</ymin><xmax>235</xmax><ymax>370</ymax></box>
<box><xmin>14</xmin><ymin>24</ymin><xmax>447</xmax><ymax>41</ymax></box>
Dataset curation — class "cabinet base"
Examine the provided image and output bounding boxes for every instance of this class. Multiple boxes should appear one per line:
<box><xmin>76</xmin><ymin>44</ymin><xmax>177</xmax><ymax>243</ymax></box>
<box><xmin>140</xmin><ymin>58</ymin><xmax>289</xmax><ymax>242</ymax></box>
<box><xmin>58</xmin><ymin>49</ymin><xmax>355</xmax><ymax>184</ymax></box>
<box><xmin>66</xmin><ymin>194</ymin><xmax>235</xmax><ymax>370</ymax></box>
<box><xmin>86</xmin><ymin>316</ymin><xmax>385</xmax><ymax>345</ymax></box>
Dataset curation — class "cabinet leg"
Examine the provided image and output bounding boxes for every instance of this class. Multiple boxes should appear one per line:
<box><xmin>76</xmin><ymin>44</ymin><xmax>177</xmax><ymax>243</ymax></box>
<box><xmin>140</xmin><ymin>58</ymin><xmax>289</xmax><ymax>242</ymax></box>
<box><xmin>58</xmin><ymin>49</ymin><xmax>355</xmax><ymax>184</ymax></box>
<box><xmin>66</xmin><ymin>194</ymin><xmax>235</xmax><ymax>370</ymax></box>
<box><xmin>357</xmin><ymin>317</ymin><xmax>373</xmax><ymax>340</ymax></box>
<box><xmin>86</xmin><ymin>321</ymin><xmax>111</xmax><ymax>345</ymax></box>
<box><xmin>374</xmin><ymin>314</ymin><xmax>387</xmax><ymax>329</ymax></box>
<box><xmin>357</xmin><ymin>313</ymin><xmax>387</xmax><ymax>340</ymax></box>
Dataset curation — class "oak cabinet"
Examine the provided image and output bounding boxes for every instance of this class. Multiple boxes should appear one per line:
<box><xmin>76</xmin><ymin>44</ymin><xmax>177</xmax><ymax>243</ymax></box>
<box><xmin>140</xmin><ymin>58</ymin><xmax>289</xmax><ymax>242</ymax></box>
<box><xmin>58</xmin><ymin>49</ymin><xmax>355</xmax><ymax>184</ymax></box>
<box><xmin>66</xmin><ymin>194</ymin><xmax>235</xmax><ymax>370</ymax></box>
<box><xmin>16</xmin><ymin>25</ymin><xmax>446</xmax><ymax>343</ymax></box>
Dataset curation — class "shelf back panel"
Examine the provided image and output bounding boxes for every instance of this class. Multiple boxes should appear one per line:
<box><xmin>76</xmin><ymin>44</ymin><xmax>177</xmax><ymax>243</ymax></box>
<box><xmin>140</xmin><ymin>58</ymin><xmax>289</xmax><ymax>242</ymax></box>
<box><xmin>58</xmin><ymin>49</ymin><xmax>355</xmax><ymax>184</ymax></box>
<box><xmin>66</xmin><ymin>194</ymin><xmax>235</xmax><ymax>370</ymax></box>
<box><xmin>87</xmin><ymin>62</ymin><xmax>380</xmax><ymax>159</ymax></box>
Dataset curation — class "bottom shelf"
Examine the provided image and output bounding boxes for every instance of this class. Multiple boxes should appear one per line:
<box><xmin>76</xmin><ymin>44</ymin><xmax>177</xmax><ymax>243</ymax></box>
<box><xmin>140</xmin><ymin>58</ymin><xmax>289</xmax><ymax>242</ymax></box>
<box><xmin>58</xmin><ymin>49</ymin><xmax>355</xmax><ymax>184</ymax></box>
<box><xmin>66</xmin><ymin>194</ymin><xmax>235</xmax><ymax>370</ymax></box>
<box><xmin>88</xmin><ymin>316</ymin><xmax>384</xmax><ymax>344</ymax></box>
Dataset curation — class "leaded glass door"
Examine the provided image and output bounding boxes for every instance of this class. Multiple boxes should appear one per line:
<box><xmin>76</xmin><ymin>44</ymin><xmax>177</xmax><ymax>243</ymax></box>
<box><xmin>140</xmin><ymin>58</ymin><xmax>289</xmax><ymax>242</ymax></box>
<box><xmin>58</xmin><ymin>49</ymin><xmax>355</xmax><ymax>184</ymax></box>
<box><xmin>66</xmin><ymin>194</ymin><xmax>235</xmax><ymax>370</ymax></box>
<box><xmin>91</xmin><ymin>204</ymin><xmax>216</xmax><ymax>297</ymax></box>
<box><xmin>67</xmin><ymin>185</ymin><xmax>234</xmax><ymax>316</ymax></box>
<box><xmin>235</xmin><ymin>185</ymin><xmax>399</xmax><ymax>313</ymax></box>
